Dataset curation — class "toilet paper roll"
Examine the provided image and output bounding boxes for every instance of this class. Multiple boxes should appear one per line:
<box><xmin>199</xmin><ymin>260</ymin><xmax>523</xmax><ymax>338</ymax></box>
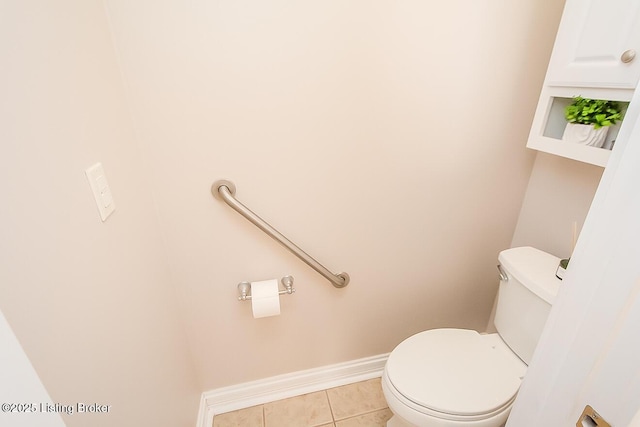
<box><xmin>251</xmin><ymin>279</ymin><xmax>281</xmax><ymax>318</ymax></box>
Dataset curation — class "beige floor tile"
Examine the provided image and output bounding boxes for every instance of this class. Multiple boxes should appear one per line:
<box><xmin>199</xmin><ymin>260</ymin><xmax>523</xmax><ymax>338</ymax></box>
<box><xmin>213</xmin><ymin>405</ymin><xmax>264</xmax><ymax>427</ymax></box>
<box><xmin>334</xmin><ymin>408</ymin><xmax>393</xmax><ymax>427</ymax></box>
<box><xmin>264</xmin><ymin>391</ymin><xmax>333</xmax><ymax>427</ymax></box>
<box><xmin>327</xmin><ymin>378</ymin><xmax>388</xmax><ymax>420</ymax></box>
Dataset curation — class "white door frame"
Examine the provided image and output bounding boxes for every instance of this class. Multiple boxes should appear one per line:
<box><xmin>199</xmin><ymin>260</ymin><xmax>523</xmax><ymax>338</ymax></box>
<box><xmin>0</xmin><ymin>310</ymin><xmax>66</xmax><ymax>427</ymax></box>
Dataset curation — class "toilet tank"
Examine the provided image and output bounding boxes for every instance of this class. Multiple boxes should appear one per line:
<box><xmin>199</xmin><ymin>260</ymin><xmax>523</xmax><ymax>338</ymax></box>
<box><xmin>494</xmin><ymin>247</ymin><xmax>562</xmax><ymax>365</ymax></box>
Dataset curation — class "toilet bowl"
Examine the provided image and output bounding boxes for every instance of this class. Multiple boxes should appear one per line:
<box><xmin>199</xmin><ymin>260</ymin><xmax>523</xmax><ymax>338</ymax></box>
<box><xmin>382</xmin><ymin>247</ymin><xmax>561</xmax><ymax>427</ymax></box>
<box><xmin>382</xmin><ymin>330</ymin><xmax>525</xmax><ymax>427</ymax></box>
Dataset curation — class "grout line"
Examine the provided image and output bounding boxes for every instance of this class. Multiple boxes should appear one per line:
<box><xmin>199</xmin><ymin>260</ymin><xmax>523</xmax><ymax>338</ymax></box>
<box><xmin>325</xmin><ymin>390</ymin><xmax>336</xmax><ymax>422</ymax></box>
<box><xmin>335</xmin><ymin>407</ymin><xmax>391</xmax><ymax>425</ymax></box>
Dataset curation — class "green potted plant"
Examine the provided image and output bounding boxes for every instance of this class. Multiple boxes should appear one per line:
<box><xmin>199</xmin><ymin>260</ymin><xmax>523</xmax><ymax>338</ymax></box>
<box><xmin>562</xmin><ymin>97</ymin><xmax>623</xmax><ymax>148</ymax></box>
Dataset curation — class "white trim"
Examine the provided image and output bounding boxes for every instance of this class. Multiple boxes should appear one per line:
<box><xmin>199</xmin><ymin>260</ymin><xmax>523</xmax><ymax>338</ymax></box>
<box><xmin>195</xmin><ymin>353</ymin><xmax>389</xmax><ymax>427</ymax></box>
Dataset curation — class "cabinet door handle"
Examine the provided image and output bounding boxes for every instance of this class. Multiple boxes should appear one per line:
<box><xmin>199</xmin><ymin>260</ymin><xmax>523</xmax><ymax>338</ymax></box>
<box><xmin>621</xmin><ymin>49</ymin><xmax>636</xmax><ymax>63</ymax></box>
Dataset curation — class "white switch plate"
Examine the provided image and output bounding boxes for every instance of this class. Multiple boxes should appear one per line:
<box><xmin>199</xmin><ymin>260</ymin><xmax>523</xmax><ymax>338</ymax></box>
<box><xmin>85</xmin><ymin>162</ymin><xmax>115</xmax><ymax>221</ymax></box>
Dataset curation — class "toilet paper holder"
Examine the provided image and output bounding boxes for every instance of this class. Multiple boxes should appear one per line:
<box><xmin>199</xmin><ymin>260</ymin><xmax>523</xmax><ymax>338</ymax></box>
<box><xmin>237</xmin><ymin>276</ymin><xmax>295</xmax><ymax>301</ymax></box>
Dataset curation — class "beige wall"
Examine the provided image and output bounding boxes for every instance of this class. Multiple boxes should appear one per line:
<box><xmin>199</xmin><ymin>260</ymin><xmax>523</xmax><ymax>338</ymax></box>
<box><xmin>105</xmin><ymin>0</ymin><xmax>566</xmax><ymax>390</ymax></box>
<box><xmin>0</xmin><ymin>0</ymin><xmax>574</xmax><ymax>419</ymax></box>
<box><xmin>511</xmin><ymin>153</ymin><xmax>603</xmax><ymax>259</ymax></box>
<box><xmin>0</xmin><ymin>2</ymin><xmax>199</xmax><ymax>426</ymax></box>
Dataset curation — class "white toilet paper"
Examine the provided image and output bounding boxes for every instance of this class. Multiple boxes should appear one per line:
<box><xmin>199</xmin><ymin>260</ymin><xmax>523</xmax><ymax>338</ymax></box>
<box><xmin>251</xmin><ymin>279</ymin><xmax>281</xmax><ymax>318</ymax></box>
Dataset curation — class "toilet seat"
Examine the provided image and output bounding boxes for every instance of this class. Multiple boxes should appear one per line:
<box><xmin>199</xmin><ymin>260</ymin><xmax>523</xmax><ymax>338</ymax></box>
<box><xmin>382</xmin><ymin>369</ymin><xmax>516</xmax><ymax>426</ymax></box>
<box><xmin>385</xmin><ymin>329</ymin><xmax>527</xmax><ymax>421</ymax></box>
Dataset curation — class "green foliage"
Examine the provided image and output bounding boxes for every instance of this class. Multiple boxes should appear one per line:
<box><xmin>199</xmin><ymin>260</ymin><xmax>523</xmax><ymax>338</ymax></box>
<box><xmin>565</xmin><ymin>97</ymin><xmax>623</xmax><ymax>129</ymax></box>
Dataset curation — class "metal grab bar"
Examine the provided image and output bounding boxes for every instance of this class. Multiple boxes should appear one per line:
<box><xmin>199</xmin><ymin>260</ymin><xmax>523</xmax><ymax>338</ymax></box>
<box><xmin>211</xmin><ymin>180</ymin><xmax>350</xmax><ymax>288</ymax></box>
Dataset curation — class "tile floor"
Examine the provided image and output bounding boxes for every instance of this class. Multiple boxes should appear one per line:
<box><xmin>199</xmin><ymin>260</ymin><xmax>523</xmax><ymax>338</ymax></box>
<box><xmin>212</xmin><ymin>378</ymin><xmax>392</xmax><ymax>427</ymax></box>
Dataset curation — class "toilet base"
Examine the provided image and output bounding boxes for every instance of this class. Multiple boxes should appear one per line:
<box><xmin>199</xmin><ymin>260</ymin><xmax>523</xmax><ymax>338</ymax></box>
<box><xmin>387</xmin><ymin>414</ymin><xmax>412</xmax><ymax>427</ymax></box>
<box><xmin>386</xmin><ymin>414</ymin><xmax>506</xmax><ymax>427</ymax></box>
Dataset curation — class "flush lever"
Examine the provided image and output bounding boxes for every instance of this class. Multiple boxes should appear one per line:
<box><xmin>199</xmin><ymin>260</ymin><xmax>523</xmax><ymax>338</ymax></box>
<box><xmin>497</xmin><ymin>264</ymin><xmax>508</xmax><ymax>281</ymax></box>
<box><xmin>576</xmin><ymin>405</ymin><xmax>611</xmax><ymax>427</ymax></box>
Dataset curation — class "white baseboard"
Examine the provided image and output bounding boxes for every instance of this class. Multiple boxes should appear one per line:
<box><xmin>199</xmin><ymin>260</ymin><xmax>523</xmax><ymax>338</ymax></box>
<box><xmin>196</xmin><ymin>353</ymin><xmax>389</xmax><ymax>427</ymax></box>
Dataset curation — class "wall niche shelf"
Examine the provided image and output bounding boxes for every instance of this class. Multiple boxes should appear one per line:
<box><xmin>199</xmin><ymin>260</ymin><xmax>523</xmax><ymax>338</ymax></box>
<box><xmin>527</xmin><ymin>86</ymin><xmax>632</xmax><ymax>168</ymax></box>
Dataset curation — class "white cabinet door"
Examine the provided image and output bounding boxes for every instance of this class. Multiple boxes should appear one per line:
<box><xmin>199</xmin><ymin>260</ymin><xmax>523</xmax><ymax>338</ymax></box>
<box><xmin>546</xmin><ymin>0</ymin><xmax>640</xmax><ymax>89</ymax></box>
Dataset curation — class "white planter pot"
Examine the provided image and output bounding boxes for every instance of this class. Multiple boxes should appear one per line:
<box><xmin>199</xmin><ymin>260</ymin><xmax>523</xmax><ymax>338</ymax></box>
<box><xmin>562</xmin><ymin>123</ymin><xmax>609</xmax><ymax>148</ymax></box>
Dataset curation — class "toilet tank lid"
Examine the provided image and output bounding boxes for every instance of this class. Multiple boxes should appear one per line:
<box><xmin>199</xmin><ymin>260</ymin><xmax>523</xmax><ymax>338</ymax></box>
<box><xmin>498</xmin><ymin>247</ymin><xmax>562</xmax><ymax>304</ymax></box>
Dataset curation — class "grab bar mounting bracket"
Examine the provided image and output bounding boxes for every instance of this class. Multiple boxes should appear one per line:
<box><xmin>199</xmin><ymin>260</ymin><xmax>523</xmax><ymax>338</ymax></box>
<box><xmin>212</xmin><ymin>180</ymin><xmax>236</xmax><ymax>200</ymax></box>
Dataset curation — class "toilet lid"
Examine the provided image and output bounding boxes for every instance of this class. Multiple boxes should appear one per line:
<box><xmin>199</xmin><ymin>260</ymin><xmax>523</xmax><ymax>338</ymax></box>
<box><xmin>386</xmin><ymin>329</ymin><xmax>525</xmax><ymax>417</ymax></box>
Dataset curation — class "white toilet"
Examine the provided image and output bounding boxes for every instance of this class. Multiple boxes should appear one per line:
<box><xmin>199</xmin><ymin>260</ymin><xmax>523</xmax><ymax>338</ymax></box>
<box><xmin>382</xmin><ymin>247</ymin><xmax>562</xmax><ymax>427</ymax></box>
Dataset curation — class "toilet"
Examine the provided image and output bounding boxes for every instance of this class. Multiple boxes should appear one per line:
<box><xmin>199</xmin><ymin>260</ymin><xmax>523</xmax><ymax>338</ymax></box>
<box><xmin>382</xmin><ymin>247</ymin><xmax>562</xmax><ymax>427</ymax></box>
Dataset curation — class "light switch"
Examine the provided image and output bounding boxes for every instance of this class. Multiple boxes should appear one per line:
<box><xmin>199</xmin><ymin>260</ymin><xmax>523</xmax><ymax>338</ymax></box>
<box><xmin>95</xmin><ymin>175</ymin><xmax>113</xmax><ymax>208</ymax></box>
<box><xmin>85</xmin><ymin>162</ymin><xmax>115</xmax><ymax>221</ymax></box>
